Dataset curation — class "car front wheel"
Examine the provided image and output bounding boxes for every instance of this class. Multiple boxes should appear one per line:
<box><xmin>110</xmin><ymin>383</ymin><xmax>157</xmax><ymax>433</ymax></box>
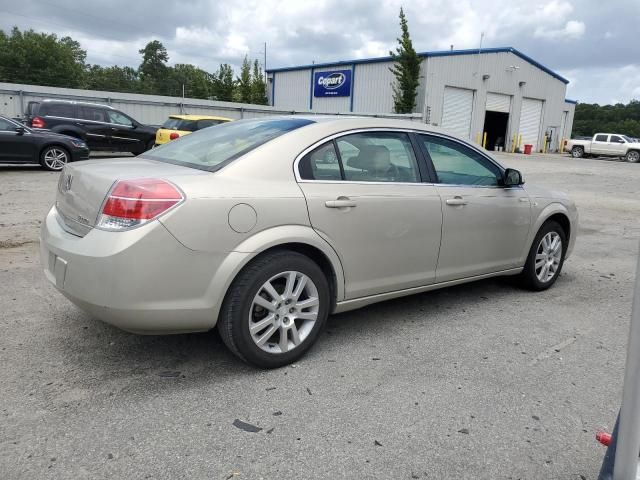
<box><xmin>40</xmin><ymin>146</ymin><xmax>70</xmax><ymax>171</ymax></box>
<box><xmin>218</xmin><ymin>250</ymin><xmax>330</xmax><ymax>368</ymax></box>
<box><xmin>625</xmin><ymin>150</ymin><xmax>640</xmax><ymax>163</ymax></box>
<box><xmin>519</xmin><ymin>221</ymin><xmax>567</xmax><ymax>291</ymax></box>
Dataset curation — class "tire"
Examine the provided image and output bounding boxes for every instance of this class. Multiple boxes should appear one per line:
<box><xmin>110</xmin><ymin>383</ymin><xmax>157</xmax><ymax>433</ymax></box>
<box><xmin>218</xmin><ymin>250</ymin><xmax>330</xmax><ymax>368</ymax></box>
<box><xmin>519</xmin><ymin>221</ymin><xmax>567</xmax><ymax>291</ymax></box>
<box><xmin>625</xmin><ymin>150</ymin><xmax>640</xmax><ymax>163</ymax></box>
<box><xmin>571</xmin><ymin>146</ymin><xmax>584</xmax><ymax>158</ymax></box>
<box><xmin>40</xmin><ymin>145</ymin><xmax>70</xmax><ymax>171</ymax></box>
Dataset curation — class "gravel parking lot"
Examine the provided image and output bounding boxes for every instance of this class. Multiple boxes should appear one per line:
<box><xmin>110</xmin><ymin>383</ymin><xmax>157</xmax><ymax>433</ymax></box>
<box><xmin>1</xmin><ymin>152</ymin><xmax>638</xmax><ymax>479</ymax></box>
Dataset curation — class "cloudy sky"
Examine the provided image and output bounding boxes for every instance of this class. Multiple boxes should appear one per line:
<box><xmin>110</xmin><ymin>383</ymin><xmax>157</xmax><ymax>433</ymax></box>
<box><xmin>1</xmin><ymin>0</ymin><xmax>638</xmax><ymax>104</ymax></box>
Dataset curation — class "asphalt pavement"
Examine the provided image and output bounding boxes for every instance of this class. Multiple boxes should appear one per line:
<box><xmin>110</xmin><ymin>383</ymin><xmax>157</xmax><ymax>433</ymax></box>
<box><xmin>1</xmin><ymin>152</ymin><xmax>638</xmax><ymax>479</ymax></box>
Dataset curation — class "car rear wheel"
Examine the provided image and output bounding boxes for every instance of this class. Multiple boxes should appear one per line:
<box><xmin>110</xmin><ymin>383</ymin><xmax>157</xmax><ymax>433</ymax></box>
<box><xmin>519</xmin><ymin>221</ymin><xmax>566</xmax><ymax>291</ymax></box>
<box><xmin>625</xmin><ymin>150</ymin><xmax>640</xmax><ymax>163</ymax></box>
<box><xmin>571</xmin><ymin>146</ymin><xmax>584</xmax><ymax>158</ymax></box>
<box><xmin>40</xmin><ymin>146</ymin><xmax>70</xmax><ymax>171</ymax></box>
<box><xmin>218</xmin><ymin>250</ymin><xmax>330</xmax><ymax>368</ymax></box>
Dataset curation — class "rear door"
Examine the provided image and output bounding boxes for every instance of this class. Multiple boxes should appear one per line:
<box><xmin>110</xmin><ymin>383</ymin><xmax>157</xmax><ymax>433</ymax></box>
<box><xmin>296</xmin><ymin>130</ymin><xmax>443</xmax><ymax>299</ymax></box>
<box><xmin>417</xmin><ymin>134</ymin><xmax>531</xmax><ymax>282</ymax></box>
<box><xmin>77</xmin><ymin>106</ymin><xmax>111</xmax><ymax>149</ymax></box>
<box><xmin>591</xmin><ymin>134</ymin><xmax>609</xmax><ymax>155</ymax></box>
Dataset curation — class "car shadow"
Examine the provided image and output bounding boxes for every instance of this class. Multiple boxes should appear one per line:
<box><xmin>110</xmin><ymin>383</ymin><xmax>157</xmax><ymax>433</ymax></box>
<box><xmin>52</xmin><ymin>275</ymin><xmax>532</xmax><ymax>393</ymax></box>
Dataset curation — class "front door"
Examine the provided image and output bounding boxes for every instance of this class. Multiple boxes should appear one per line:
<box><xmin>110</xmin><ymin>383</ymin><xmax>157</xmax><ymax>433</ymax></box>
<box><xmin>106</xmin><ymin>110</ymin><xmax>144</xmax><ymax>152</ymax></box>
<box><xmin>297</xmin><ymin>131</ymin><xmax>442</xmax><ymax>300</ymax></box>
<box><xmin>416</xmin><ymin>134</ymin><xmax>532</xmax><ymax>282</ymax></box>
<box><xmin>607</xmin><ymin>135</ymin><xmax>627</xmax><ymax>156</ymax></box>
<box><xmin>0</xmin><ymin>118</ymin><xmax>36</xmax><ymax>162</ymax></box>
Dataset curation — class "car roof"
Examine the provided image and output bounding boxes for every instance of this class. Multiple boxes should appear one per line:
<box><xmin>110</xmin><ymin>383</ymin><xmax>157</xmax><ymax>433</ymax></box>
<box><xmin>168</xmin><ymin>114</ymin><xmax>232</xmax><ymax>121</ymax></box>
<box><xmin>268</xmin><ymin>114</ymin><xmax>444</xmax><ymax>134</ymax></box>
<box><xmin>40</xmin><ymin>99</ymin><xmax>114</xmax><ymax>109</ymax></box>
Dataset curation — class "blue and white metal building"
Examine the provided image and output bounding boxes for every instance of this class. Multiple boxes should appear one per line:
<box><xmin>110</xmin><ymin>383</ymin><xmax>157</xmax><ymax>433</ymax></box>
<box><xmin>267</xmin><ymin>47</ymin><xmax>576</xmax><ymax>152</ymax></box>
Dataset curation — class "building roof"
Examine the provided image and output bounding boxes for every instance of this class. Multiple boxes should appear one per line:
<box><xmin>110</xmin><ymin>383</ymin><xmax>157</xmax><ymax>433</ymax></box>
<box><xmin>266</xmin><ymin>46</ymin><xmax>569</xmax><ymax>85</ymax></box>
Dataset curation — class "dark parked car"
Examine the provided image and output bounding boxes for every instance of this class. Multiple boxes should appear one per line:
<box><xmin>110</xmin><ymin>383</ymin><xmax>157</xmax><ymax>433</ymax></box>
<box><xmin>26</xmin><ymin>100</ymin><xmax>157</xmax><ymax>154</ymax></box>
<box><xmin>0</xmin><ymin>115</ymin><xmax>89</xmax><ymax>170</ymax></box>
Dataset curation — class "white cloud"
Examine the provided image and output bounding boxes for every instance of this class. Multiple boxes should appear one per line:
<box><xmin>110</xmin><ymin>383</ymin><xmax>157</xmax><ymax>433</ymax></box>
<box><xmin>534</xmin><ymin>20</ymin><xmax>586</xmax><ymax>39</ymax></box>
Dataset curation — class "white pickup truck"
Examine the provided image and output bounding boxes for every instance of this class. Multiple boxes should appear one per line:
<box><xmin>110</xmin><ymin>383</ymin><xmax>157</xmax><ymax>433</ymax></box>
<box><xmin>566</xmin><ymin>133</ymin><xmax>640</xmax><ymax>162</ymax></box>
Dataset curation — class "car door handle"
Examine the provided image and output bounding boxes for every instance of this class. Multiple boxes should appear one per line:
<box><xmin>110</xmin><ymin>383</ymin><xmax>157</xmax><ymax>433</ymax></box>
<box><xmin>325</xmin><ymin>198</ymin><xmax>356</xmax><ymax>208</ymax></box>
<box><xmin>445</xmin><ymin>196</ymin><xmax>468</xmax><ymax>206</ymax></box>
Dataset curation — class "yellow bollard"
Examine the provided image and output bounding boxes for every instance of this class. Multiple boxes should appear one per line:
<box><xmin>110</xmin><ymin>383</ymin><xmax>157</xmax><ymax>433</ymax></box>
<box><xmin>482</xmin><ymin>132</ymin><xmax>487</xmax><ymax>149</ymax></box>
<box><xmin>518</xmin><ymin>134</ymin><xmax>523</xmax><ymax>150</ymax></box>
<box><xmin>511</xmin><ymin>134</ymin><xmax>517</xmax><ymax>153</ymax></box>
<box><xmin>543</xmin><ymin>135</ymin><xmax>548</xmax><ymax>153</ymax></box>
<box><xmin>475</xmin><ymin>133</ymin><xmax>481</xmax><ymax>144</ymax></box>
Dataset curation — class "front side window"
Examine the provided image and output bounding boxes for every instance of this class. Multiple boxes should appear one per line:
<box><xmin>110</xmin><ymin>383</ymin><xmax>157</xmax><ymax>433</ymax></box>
<box><xmin>0</xmin><ymin>118</ymin><xmax>17</xmax><ymax>131</ymax></box>
<box><xmin>419</xmin><ymin>135</ymin><xmax>502</xmax><ymax>186</ymax></box>
<box><xmin>107</xmin><ymin>110</ymin><xmax>134</xmax><ymax>126</ymax></box>
<box><xmin>610</xmin><ymin>135</ymin><xmax>624</xmax><ymax>143</ymax></box>
<box><xmin>337</xmin><ymin>132</ymin><xmax>420</xmax><ymax>183</ymax></box>
<box><xmin>145</xmin><ymin>117</ymin><xmax>315</xmax><ymax>172</ymax></box>
<box><xmin>594</xmin><ymin>134</ymin><xmax>608</xmax><ymax>142</ymax></box>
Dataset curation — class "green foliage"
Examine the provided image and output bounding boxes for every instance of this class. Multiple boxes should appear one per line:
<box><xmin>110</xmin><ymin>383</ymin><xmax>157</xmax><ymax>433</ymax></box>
<box><xmin>0</xmin><ymin>27</ymin><xmax>86</xmax><ymax>87</ymax></box>
<box><xmin>573</xmin><ymin>101</ymin><xmax>640</xmax><ymax>138</ymax></box>
<box><xmin>0</xmin><ymin>26</ymin><xmax>266</xmax><ymax>106</ymax></box>
<box><xmin>251</xmin><ymin>59</ymin><xmax>268</xmax><ymax>105</ymax></box>
<box><xmin>236</xmin><ymin>56</ymin><xmax>252</xmax><ymax>103</ymax></box>
<box><xmin>389</xmin><ymin>8</ymin><xmax>422</xmax><ymax>114</ymax></box>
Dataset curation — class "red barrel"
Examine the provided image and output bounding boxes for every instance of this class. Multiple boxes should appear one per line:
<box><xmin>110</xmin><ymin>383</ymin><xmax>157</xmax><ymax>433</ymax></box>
<box><xmin>524</xmin><ymin>144</ymin><xmax>533</xmax><ymax>155</ymax></box>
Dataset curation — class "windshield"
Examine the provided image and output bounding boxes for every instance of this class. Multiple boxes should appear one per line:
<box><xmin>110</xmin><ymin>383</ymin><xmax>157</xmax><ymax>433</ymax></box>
<box><xmin>623</xmin><ymin>135</ymin><xmax>634</xmax><ymax>143</ymax></box>
<box><xmin>143</xmin><ymin>117</ymin><xmax>315</xmax><ymax>171</ymax></box>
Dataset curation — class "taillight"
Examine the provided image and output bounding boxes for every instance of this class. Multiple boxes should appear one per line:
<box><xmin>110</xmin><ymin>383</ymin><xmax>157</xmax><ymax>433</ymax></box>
<box><xmin>32</xmin><ymin>116</ymin><xmax>45</xmax><ymax>128</ymax></box>
<box><xmin>169</xmin><ymin>132</ymin><xmax>180</xmax><ymax>140</ymax></box>
<box><xmin>97</xmin><ymin>178</ymin><xmax>183</xmax><ymax>230</ymax></box>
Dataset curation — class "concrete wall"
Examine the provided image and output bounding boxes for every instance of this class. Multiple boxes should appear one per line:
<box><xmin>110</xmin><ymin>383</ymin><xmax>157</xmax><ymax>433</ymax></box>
<box><xmin>0</xmin><ymin>82</ymin><xmax>421</xmax><ymax>126</ymax></box>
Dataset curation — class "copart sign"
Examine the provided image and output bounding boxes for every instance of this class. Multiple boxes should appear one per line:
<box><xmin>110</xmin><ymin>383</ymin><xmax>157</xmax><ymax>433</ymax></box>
<box><xmin>313</xmin><ymin>70</ymin><xmax>351</xmax><ymax>97</ymax></box>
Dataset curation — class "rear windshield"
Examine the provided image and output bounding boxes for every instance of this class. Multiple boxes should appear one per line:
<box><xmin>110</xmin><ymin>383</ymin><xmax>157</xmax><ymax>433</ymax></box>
<box><xmin>144</xmin><ymin>117</ymin><xmax>315</xmax><ymax>171</ymax></box>
<box><xmin>161</xmin><ymin>118</ymin><xmax>228</xmax><ymax>132</ymax></box>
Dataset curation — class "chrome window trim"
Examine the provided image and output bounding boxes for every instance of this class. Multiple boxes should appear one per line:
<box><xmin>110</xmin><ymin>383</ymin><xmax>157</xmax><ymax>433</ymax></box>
<box><xmin>293</xmin><ymin>127</ymin><xmax>508</xmax><ymax>189</ymax></box>
<box><xmin>43</xmin><ymin>115</ymin><xmax>134</xmax><ymax>128</ymax></box>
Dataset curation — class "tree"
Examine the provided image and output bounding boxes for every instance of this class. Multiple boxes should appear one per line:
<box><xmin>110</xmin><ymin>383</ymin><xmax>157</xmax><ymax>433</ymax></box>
<box><xmin>573</xmin><ymin>101</ymin><xmax>640</xmax><ymax>138</ymax></box>
<box><xmin>236</xmin><ymin>56</ymin><xmax>252</xmax><ymax>103</ymax></box>
<box><xmin>138</xmin><ymin>40</ymin><xmax>169</xmax><ymax>94</ymax></box>
<box><xmin>170</xmin><ymin>64</ymin><xmax>212</xmax><ymax>99</ymax></box>
<box><xmin>84</xmin><ymin>65</ymin><xmax>139</xmax><ymax>92</ymax></box>
<box><xmin>214</xmin><ymin>63</ymin><xmax>235</xmax><ymax>101</ymax></box>
<box><xmin>389</xmin><ymin>8</ymin><xmax>422</xmax><ymax>114</ymax></box>
<box><xmin>250</xmin><ymin>59</ymin><xmax>268</xmax><ymax>105</ymax></box>
<box><xmin>0</xmin><ymin>27</ymin><xmax>86</xmax><ymax>88</ymax></box>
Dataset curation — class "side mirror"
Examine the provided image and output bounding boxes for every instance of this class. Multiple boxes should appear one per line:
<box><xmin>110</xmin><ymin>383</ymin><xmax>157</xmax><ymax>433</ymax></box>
<box><xmin>503</xmin><ymin>168</ymin><xmax>524</xmax><ymax>187</ymax></box>
<box><xmin>14</xmin><ymin>126</ymin><xmax>26</xmax><ymax>135</ymax></box>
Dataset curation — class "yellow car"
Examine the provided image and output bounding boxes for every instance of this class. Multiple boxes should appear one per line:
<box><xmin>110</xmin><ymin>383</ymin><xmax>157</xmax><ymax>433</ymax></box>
<box><xmin>155</xmin><ymin>115</ymin><xmax>232</xmax><ymax>146</ymax></box>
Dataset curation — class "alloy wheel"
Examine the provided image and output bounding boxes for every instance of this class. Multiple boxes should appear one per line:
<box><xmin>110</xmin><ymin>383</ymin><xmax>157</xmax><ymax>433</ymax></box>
<box><xmin>534</xmin><ymin>232</ymin><xmax>562</xmax><ymax>283</ymax></box>
<box><xmin>249</xmin><ymin>271</ymin><xmax>320</xmax><ymax>354</ymax></box>
<box><xmin>43</xmin><ymin>148</ymin><xmax>69</xmax><ymax>170</ymax></box>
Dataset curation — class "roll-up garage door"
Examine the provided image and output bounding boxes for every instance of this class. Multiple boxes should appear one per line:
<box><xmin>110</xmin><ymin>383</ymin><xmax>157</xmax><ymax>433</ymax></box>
<box><xmin>442</xmin><ymin>87</ymin><xmax>474</xmax><ymax>139</ymax></box>
<box><xmin>519</xmin><ymin>98</ymin><xmax>543</xmax><ymax>151</ymax></box>
<box><xmin>485</xmin><ymin>93</ymin><xmax>510</xmax><ymax>113</ymax></box>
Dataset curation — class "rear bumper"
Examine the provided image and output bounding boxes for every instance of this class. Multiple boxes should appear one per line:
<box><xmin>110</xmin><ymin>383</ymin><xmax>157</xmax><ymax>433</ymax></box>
<box><xmin>40</xmin><ymin>206</ymin><xmax>229</xmax><ymax>334</ymax></box>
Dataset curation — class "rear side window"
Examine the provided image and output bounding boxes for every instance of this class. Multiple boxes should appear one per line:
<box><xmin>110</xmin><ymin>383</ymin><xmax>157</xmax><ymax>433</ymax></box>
<box><xmin>299</xmin><ymin>132</ymin><xmax>420</xmax><ymax>183</ymax></box>
<box><xmin>196</xmin><ymin>119</ymin><xmax>226</xmax><ymax>130</ymax></box>
<box><xmin>594</xmin><ymin>134</ymin><xmax>608</xmax><ymax>142</ymax></box>
<box><xmin>42</xmin><ymin>103</ymin><xmax>76</xmax><ymax>118</ymax></box>
<box><xmin>145</xmin><ymin>117</ymin><xmax>315</xmax><ymax>172</ymax></box>
<box><xmin>79</xmin><ymin>106</ymin><xmax>108</xmax><ymax>122</ymax></box>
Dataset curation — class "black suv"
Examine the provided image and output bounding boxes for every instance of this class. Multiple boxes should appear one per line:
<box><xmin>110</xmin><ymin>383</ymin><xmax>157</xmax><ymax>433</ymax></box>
<box><xmin>26</xmin><ymin>100</ymin><xmax>157</xmax><ymax>154</ymax></box>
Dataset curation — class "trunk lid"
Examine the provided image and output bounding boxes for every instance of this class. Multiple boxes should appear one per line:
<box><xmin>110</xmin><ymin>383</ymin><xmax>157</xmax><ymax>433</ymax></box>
<box><xmin>55</xmin><ymin>158</ymin><xmax>207</xmax><ymax>237</ymax></box>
